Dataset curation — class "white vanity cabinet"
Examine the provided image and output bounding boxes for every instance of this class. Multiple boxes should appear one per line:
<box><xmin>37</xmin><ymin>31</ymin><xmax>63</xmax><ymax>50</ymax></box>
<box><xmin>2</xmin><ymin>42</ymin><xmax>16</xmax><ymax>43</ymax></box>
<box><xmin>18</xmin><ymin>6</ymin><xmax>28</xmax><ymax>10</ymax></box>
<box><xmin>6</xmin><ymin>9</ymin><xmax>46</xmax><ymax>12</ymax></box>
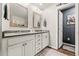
<box><xmin>8</xmin><ymin>39</ymin><xmax>35</xmax><ymax>56</ymax></box>
<box><xmin>9</xmin><ymin>35</ymin><xmax>35</xmax><ymax>56</ymax></box>
<box><xmin>42</xmin><ymin>33</ymin><xmax>49</xmax><ymax>49</ymax></box>
<box><xmin>2</xmin><ymin>31</ymin><xmax>49</xmax><ymax>56</ymax></box>
<box><xmin>2</xmin><ymin>35</ymin><xmax>36</xmax><ymax>56</ymax></box>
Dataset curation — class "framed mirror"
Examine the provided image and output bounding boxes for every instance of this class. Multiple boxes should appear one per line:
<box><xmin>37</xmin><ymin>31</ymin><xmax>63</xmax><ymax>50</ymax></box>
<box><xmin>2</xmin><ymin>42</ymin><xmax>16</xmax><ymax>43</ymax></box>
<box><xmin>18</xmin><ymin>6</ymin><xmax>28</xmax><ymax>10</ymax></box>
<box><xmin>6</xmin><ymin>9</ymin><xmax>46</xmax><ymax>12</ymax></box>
<box><xmin>33</xmin><ymin>12</ymin><xmax>41</xmax><ymax>28</ymax></box>
<box><xmin>9</xmin><ymin>3</ymin><xmax>28</xmax><ymax>27</ymax></box>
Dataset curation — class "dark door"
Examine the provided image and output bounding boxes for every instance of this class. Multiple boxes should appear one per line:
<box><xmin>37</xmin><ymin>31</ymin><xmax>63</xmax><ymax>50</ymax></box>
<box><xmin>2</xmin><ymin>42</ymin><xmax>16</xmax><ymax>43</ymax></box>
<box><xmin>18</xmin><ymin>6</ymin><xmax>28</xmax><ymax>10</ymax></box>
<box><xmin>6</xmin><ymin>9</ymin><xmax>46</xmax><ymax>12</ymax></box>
<box><xmin>62</xmin><ymin>7</ymin><xmax>75</xmax><ymax>45</ymax></box>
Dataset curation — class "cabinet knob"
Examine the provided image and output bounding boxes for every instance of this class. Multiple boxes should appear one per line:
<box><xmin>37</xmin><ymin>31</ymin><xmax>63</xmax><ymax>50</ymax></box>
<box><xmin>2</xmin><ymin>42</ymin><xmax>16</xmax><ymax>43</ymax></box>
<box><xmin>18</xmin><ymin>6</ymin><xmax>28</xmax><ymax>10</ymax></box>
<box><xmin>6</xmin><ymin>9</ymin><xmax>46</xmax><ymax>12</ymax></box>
<box><xmin>25</xmin><ymin>43</ymin><xmax>27</xmax><ymax>45</ymax></box>
<box><xmin>22</xmin><ymin>43</ymin><xmax>27</xmax><ymax>46</ymax></box>
<box><xmin>38</xmin><ymin>43</ymin><xmax>40</xmax><ymax>45</ymax></box>
<box><xmin>45</xmin><ymin>36</ymin><xmax>47</xmax><ymax>38</ymax></box>
<box><xmin>38</xmin><ymin>35</ymin><xmax>40</xmax><ymax>37</ymax></box>
<box><xmin>22</xmin><ymin>44</ymin><xmax>25</xmax><ymax>46</ymax></box>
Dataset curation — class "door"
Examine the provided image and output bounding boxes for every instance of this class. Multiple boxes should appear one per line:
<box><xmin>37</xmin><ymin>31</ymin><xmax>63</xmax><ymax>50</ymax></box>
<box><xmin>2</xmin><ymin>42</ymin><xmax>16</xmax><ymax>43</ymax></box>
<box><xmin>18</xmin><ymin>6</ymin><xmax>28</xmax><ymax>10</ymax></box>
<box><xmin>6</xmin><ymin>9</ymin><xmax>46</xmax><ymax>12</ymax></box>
<box><xmin>24</xmin><ymin>40</ymin><xmax>35</xmax><ymax>56</ymax></box>
<box><xmin>63</xmin><ymin>7</ymin><xmax>75</xmax><ymax>45</ymax></box>
<box><xmin>8</xmin><ymin>43</ymin><xmax>24</xmax><ymax>56</ymax></box>
<box><xmin>58</xmin><ymin>10</ymin><xmax>63</xmax><ymax>48</ymax></box>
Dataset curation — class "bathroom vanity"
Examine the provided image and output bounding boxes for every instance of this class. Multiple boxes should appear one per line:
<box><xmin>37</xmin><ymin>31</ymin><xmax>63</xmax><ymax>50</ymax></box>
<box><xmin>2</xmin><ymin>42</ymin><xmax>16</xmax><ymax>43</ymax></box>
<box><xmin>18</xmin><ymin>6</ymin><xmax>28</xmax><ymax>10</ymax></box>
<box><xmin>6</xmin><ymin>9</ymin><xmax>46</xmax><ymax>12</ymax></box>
<box><xmin>2</xmin><ymin>30</ymin><xmax>50</xmax><ymax>56</ymax></box>
<box><xmin>1</xmin><ymin>4</ymin><xmax>50</xmax><ymax>56</ymax></box>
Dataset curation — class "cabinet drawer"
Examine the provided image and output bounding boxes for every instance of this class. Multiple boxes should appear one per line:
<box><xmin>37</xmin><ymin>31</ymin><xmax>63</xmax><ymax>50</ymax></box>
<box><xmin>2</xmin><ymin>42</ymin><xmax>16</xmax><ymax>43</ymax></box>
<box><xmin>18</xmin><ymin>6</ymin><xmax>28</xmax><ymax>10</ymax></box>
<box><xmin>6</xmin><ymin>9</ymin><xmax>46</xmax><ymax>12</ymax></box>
<box><xmin>36</xmin><ymin>46</ymin><xmax>41</xmax><ymax>53</ymax></box>
<box><xmin>35</xmin><ymin>34</ymin><xmax>41</xmax><ymax>39</ymax></box>
<box><xmin>8</xmin><ymin>35</ymin><xmax>35</xmax><ymax>46</ymax></box>
<box><xmin>42</xmin><ymin>33</ymin><xmax>49</xmax><ymax>39</ymax></box>
<box><xmin>36</xmin><ymin>41</ymin><xmax>41</xmax><ymax>47</ymax></box>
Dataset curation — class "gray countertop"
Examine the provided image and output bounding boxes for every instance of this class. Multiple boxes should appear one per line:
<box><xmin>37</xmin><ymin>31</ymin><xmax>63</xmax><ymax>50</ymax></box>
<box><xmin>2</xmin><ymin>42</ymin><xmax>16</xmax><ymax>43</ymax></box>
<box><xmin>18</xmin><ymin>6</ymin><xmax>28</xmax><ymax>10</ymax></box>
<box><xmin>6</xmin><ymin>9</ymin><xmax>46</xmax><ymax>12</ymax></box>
<box><xmin>2</xmin><ymin>30</ymin><xmax>49</xmax><ymax>38</ymax></box>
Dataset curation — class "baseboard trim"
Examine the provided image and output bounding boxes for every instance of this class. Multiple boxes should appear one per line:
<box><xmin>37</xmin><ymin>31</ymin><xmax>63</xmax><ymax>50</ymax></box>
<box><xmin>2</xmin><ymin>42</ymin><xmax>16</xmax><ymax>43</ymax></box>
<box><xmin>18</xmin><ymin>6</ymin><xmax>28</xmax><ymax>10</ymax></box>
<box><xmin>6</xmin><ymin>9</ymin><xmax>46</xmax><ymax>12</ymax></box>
<box><xmin>63</xmin><ymin>43</ymin><xmax>75</xmax><ymax>48</ymax></box>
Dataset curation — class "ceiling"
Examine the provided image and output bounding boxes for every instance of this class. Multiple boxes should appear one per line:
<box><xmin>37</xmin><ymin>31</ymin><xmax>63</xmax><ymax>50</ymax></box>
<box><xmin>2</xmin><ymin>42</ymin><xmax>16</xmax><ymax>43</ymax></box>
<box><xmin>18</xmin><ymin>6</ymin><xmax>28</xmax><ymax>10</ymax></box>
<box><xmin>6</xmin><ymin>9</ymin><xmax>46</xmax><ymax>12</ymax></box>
<box><xmin>30</xmin><ymin>3</ymin><xmax>54</xmax><ymax>10</ymax></box>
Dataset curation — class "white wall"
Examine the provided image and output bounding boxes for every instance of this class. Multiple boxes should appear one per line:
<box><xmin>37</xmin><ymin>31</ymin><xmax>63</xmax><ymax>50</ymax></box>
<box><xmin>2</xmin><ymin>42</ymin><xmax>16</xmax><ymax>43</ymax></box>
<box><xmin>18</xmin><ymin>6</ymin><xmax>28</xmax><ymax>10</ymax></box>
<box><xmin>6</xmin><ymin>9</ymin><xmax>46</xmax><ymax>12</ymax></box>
<box><xmin>75</xmin><ymin>3</ymin><xmax>79</xmax><ymax>56</ymax></box>
<box><xmin>42</xmin><ymin>4</ymin><xmax>58</xmax><ymax>49</ymax></box>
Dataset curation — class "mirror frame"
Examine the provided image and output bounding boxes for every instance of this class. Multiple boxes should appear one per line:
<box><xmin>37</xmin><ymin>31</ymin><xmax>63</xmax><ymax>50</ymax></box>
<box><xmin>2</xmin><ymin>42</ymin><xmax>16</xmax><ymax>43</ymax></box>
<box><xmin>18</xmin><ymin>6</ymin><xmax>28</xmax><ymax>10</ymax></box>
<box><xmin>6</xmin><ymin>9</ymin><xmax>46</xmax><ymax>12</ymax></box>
<box><xmin>33</xmin><ymin>12</ymin><xmax>41</xmax><ymax>28</ymax></box>
<box><xmin>9</xmin><ymin>3</ymin><xmax>28</xmax><ymax>28</ymax></box>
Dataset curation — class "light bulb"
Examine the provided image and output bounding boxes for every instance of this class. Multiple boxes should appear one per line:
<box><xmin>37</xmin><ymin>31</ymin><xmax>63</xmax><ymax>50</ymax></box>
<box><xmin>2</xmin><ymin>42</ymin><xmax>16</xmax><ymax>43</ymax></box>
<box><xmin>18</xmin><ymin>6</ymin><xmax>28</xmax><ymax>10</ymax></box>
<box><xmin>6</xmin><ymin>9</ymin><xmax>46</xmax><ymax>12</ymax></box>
<box><xmin>39</xmin><ymin>3</ymin><xmax>43</xmax><ymax>6</ymax></box>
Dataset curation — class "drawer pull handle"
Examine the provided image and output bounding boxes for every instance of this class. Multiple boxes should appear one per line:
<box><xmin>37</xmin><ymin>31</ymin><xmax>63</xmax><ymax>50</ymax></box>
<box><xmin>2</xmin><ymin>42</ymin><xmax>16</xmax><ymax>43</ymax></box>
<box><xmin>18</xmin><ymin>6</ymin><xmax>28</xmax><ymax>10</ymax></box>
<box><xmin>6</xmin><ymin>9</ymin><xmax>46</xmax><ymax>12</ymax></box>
<box><xmin>38</xmin><ymin>43</ymin><xmax>40</xmax><ymax>45</ymax></box>
<box><xmin>37</xmin><ymin>39</ymin><xmax>40</xmax><ymax>41</ymax></box>
<box><xmin>38</xmin><ymin>35</ymin><xmax>40</xmax><ymax>37</ymax></box>
<box><xmin>25</xmin><ymin>43</ymin><xmax>27</xmax><ymax>45</ymax></box>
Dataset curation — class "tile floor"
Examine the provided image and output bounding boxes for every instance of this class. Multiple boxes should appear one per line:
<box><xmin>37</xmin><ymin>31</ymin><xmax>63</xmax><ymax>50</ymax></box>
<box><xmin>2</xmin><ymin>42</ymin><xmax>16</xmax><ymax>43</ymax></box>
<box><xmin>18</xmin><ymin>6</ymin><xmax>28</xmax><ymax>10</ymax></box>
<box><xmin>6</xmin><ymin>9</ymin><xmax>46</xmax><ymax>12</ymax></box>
<box><xmin>63</xmin><ymin>44</ymin><xmax>75</xmax><ymax>52</ymax></box>
<box><xmin>36</xmin><ymin>48</ymin><xmax>67</xmax><ymax>56</ymax></box>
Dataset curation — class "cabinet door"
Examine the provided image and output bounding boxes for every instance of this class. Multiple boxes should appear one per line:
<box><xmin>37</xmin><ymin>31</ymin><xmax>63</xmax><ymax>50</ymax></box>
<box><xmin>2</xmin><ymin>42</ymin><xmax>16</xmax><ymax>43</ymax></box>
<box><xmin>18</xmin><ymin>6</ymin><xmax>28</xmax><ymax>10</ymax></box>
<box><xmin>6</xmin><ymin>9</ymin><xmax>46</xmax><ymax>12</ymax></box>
<box><xmin>42</xmin><ymin>33</ymin><xmax>49</xmax><ymax>49</ymax></box>
<box><xmin>24</xmin><ymin>40</ymin><xmax>35</xmax><ymax>56</ymax></box>
<box><xmin>8</xmin><ymin>43</ymin><xmax>24</xmax><ymax>56</ymax></box>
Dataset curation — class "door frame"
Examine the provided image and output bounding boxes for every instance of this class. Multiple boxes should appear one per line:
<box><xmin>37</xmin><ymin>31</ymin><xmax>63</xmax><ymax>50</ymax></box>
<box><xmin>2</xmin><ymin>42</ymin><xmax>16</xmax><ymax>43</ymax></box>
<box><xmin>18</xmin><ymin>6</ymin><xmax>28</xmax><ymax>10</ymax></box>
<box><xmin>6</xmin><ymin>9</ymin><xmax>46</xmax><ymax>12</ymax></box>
<box><xmin>0</xmin><ymin>3</ymin><xmax>2</xmax><ymax>56</ymax></box>
<box><xmin>58</xmin><ymin>10</ymin><xmax>63</xmax><ymax>48</ymax></box>
<box><xmin>57</xmin><ymin>3</ymin><xmax>79</xmax><ymax>56</ymax></box>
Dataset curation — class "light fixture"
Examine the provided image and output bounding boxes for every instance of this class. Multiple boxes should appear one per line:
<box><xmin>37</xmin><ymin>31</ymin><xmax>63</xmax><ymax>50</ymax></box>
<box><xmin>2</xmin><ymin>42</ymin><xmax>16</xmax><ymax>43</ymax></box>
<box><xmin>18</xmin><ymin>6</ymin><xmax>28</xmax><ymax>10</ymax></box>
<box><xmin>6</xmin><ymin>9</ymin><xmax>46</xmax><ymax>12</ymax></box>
<box><xmin>39</xmin><ymin>3</ymin><xmax>43</xmax><ymax>6</ymax></box>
